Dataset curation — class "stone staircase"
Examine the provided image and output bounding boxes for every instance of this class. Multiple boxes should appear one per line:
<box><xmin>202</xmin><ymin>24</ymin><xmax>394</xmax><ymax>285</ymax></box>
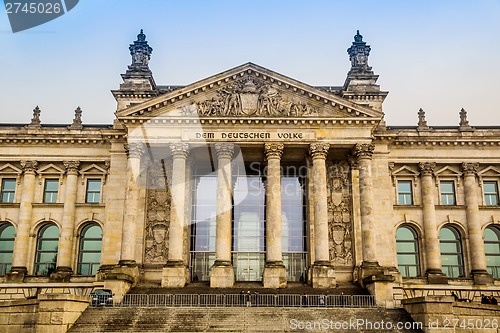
<box><xmin>68</xmin><ymin>307</ymin><xmax>423</xmax><ymax>332</ymax></box>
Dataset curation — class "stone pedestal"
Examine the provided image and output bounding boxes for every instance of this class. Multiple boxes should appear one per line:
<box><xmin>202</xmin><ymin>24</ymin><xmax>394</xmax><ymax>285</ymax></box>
<box><xmin>363</xmin><ymin>273</ymin><xmax>395</xmax><ymax>307</ymax></box>
<box><xmin>6</xmin><ymin>266</ymin><xmax>27</xmax><ymax>282</ymax></box>
<box><xmin>310</xmin><ymin>264</ymin><xmax>336</xmax><ymax>288</ymax></box>
<box><xmin>471</xmin><ymin>270</ymin><xmax>494</xmax><ymax>285</ymax></box>
<box><xmin>263</xmin><ymin>263</ymin><xmax>287</xmax><ymax>289</ymax></box>
<box><xmin>210</xmin><ymin>264</ymin><xmax>234</xmax><ymax>288</ymax></box>
<box><xmin>50</xmin><ymin>266</ymin><xmax>72</xmax><ymax>282</ymax></box>
<box><xmin>426</xmin><ymin>270</ymin><xmax>449</xmax><ymax>284</ymax></box>
<box><xmin>162</xmin><ymin>263</ymin><xmax>188</xmax><ymax>288</ymax></box>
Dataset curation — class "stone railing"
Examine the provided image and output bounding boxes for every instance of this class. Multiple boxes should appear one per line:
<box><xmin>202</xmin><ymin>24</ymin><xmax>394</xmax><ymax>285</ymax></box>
<box><xmin>0</xmin><ymin>282</ymin><xmax>103</xmax><ymax>301</ymax></box>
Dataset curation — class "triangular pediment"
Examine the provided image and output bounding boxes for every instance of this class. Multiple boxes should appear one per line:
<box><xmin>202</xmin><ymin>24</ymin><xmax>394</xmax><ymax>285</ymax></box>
<box><xmin>79</xmin><ymin>164</ymin><xmax>108</xmax><ymax>175</ymax></box>
<box><xmin>116</xmin><ymin>63</ymin><xmax>383</xmax><ymax>120</ymax></box>
<box><xmin>0</xmin><ymin>163</ymin><xmax>22</xmax><ymax>175</ymax></box>
<box><xmin>435</xmin><ymin>166</ymin><xmax>461</xmax><ymax>177</ymax></box>
<box><xmin>391</xmin><ymin>165</ymin><xmax>419</xmax><ymax>177</ymax></box>
<box><xmin>37</xmin><ymin>164</ymin><xmax>64</xmax><ymax>175</ymax></box>
<box><xmin>478</xmin><ymin>166</ymin><xmax>500</xmax><ymax>177</ymax></box>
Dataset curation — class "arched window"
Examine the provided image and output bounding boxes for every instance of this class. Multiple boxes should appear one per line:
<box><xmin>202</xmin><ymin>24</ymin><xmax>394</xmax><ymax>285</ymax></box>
<box><xmin>396</xmin><ymin>226</ymin><xmax>420</xmax><ymax>277</ymax></box>
<box><xmin>77</xmin><ymin>224</ymin><xmax>102</xmax><ymax>275</ymax></box>
<box><xmin>34</xmin><ymin>224</ymin><xmax>59</xmax><ymax>276</ymax></box>
<box><xmin>0</xmin><ymin>223</ymin><xmax>15</xmax><ymax>275</ymax></box>
<box><xmin>484</xmin><ymin>226</ymin><xmax>500</xmax><ymax>279</ymax></box>
<box><xmin>439</xmin><ymin>226</ymin><xmax>464</xmax><ymax>278</ymax></box>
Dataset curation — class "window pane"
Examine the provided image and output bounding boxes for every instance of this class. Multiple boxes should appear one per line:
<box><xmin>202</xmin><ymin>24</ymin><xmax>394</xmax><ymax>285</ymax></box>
<box><xmin>87</xmin><ymin>179</ymin><xmax>101</xmax><ymax>191</ymax></box>
<box><xmin>2</xmin><ymin>179</ymin><xmax>16</xmax><ymax>191</ymax></box>
<box><xmin>396</xmin><ymin>226</ymin><xmax>420</xmax><ymax>277</ymax></box>
<box><xmin>45</xmin><ymin>179</ymin><xmax>58</xmax><ymax>191</ymax></box>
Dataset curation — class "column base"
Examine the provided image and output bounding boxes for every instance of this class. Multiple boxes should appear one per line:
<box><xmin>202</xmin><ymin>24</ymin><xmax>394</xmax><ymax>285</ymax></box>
<box><xmin>6</xmin><ymin>266</ymin><xmax>27</xmax><ymax>282</ymax></box>
<box><xmin>471</xmin><ymin>269</ymin><xmax>494</xmax><ymax>285</ymax></box>
<box><xmin>263</xmin><ymin>262</ymin><xmax>287</xmax><ymax>289</ymax></box>
<box><xmin>425</xmin><ymin>269</ymin><xmax>448</xmax><ymax>284</ymax></box>
<box><xmin>210</xmin><ymin>264</ymin><xmax>234</xmax><ymax>288</ymax></box>
<box><xmin>49</xmin><ymin>266</ymin><xmax>73</xmax><ymax>282</ymax></box>
<box><xmin>161</xmin><ymin>261</ymin><xmax>188</xmax><ymax>288</ymax></box>
<box><xmin>310</xmin><ymin>263</ymin><xmax>336</xmax><ymax>288</ymax></box>
<box><xmin>118</xmin><ymin>260</ymin><xmax>138</xmax><ymax>267</ymax></box>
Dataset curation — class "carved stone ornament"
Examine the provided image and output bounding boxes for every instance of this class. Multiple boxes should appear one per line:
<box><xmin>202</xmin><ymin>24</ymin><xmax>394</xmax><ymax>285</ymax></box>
<box><xmin>63</xmin><ymin>160</ymin><xmax>80</xmax><ymax>174</ymax></box>
<box><xmin>169</xmin><ymin>143</ymin><xmax>189</xmax><ymax>159</ymax></box>
<box><xmin>352</xmin><ymin>143</ymin><xmax>374</xmax><ymax>159</ymax></box>
<box><xmin>129</xmin><ymin>29</ymin><xmax>153</xmax><ymax>67</ymax></box>
<box><xmin>461</xmin><ymin>162</ymin><xmax>479</xmax><ymax>176</ymax></box>
<box><xmin>191</xmin><ymin>77</ymin><xmax>319</xmax><ymax>118</ymax></box>
<box><xmin>68</xmin><ymin>107</ymin><xmax>83</xmax><ymax>130</ymax></box>
<box><xmin>327</xmin><ymin>161</ymin><xmax>353</xmax><ymax>266</ymax></box>
<box><xmin>125</xmin><ymin>143</ymin><xmax>146</xmax><ymax>159</ymax></box>
<box><xmin>214</xmin><ymin>143</ymin><xmax>234</xmax><ymax>159</ymax></box>
<box><xmin>418</xmin><ymin>162</ymin><xmax>436</xmax><ymax>176</ymax></box>
<box><xmin>309</xmin><ymin>143</ymin><xmax>330</xmax><ymax>159</ymax></box>
<box><xmin>144</xmin><ymin>161</ymin><xmax>171</xmax><ymax>263</ymax></box>
<box><xmin>264</xmin><ymin>143</ymin><xmax>284</xmax><ymax>159</ymax></box>
<box><xmin>28</xmin><ymin>106</ymin><xmax>42</xmax><ymax>128</ymax></box>
<box><xmin>20</xmin><ymin>160</ymin><xmax>38</xmax><ymax>173</ymax></box>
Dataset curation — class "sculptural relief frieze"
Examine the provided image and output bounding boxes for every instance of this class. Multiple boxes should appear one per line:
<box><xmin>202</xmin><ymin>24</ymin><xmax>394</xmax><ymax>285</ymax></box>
<box><xmin>144</xmin><ymin>160</ymin><xmax>171</xmax><ymax>263</ymax></box>
<box><xmin>180</xmin><ymin>77</ymin><xmax>320</xmax><ymax>117</ymax></box>
<box><xmin>326</xmin><ymin>161</ymin><xmax>353</xmax><ymax>266</ymax></box>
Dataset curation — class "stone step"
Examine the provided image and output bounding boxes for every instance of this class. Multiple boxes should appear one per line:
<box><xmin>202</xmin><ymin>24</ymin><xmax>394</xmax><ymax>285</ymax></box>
<box><xmin>68</xmin><ymin>307</ymin><xmax>423</xmax><ymax>333</ymax></box>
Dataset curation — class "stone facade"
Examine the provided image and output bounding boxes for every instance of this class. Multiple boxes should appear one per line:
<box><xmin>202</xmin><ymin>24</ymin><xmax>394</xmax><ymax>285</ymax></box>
<box><xmin>0</xmin><ymin>30</ymin><xmax>499</xmax><ymax>309</ymax></box>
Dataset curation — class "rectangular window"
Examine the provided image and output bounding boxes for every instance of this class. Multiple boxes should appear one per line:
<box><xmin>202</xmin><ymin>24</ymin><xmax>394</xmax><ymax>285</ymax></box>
<box><xmin>0</xmin><ymin>178</ymin><xmax>16</xmax><ymax>203</ymax></box>
<box><xmin>86</xmin><ymin>179</ymin><xmax>101</xmax><ymax>203</ymax></box>
<box><xmin>397</xmin><ymin>180</ymin><xmax>413</xmax><ymax>205</ymax></box>
<box><xmin>484</xmin><ymin>181</ymin><xmax>499</xmax><ymax>206</ymax></box>
<box><xmin>440</xmin><ymin>181</ymin><xmax>456</xmax><ymax>205</ymax></box>
<box><xmin>43</xmin><ymin>179</ymin><xmax>59</xmax><ymax>203</ymax></box>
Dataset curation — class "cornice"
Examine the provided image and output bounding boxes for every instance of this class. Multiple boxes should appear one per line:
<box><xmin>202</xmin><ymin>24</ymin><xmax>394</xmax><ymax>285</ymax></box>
<box><xmin>120</xmin><ymin>117</ymin><xmax>380</xmax><ymax>127</ymax></box>
<box><xmin>0</xmin><ymin>129</ymin><xmax>127</xmax><ymax>145</ymax></box>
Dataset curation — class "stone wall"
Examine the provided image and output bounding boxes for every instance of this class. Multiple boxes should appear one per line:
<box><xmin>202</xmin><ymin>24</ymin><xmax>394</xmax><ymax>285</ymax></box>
<box><xmin>403</xmin><ymin>296</ymin><xmax>500</xmax><ymax>333</ymax></box>
<box><xmin>0</xmin><ymin>295</ymin><xmax>89</xmax><ymax>333</ymax></box>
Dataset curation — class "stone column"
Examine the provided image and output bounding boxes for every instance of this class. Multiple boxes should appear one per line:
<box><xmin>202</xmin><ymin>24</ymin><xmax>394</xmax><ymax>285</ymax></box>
<box><xmin>8</xmin><ymin>161</ymin><xmax>38</xmax><ymax>281</ymax></box>
<box><xmin>263</xmin><ymin>143</ymin><xmax>287</xmax><ymax>288</ymax></box>
<box><xmin>309</xmin><ymin>143</ymin><xmax>336</xmax><ymax>288</ymax></box>
<box><xmin>53</xmin><ymin>161</ymin><xmax>80</xmax><ymax>280</ymax></box>
<box><xmin>210</xmin><ymin>143</ymin><xmax>235</xmax><ymax>288</ymax></box>
<box><xmin>120</xmin><ymin>143</ymin><xmax>145</xmax><ymax>267</ymax></box>
<box><xmin>462</xmin><ymin>162</ymin><xmax>493</xmax><ymax>285</ymax></box>
<box><xmin>352</xmin><ymin>144</ymin><xmax>379</xmax><ymax>271</ymax></box>
<box><xmin>419</xmin><ymin>162</ymin><xmax>447</xmax><ymax>284</ymax></box>
<box><xmin>162</xmin><ymin>143</ymin><xmax>189</xmax><ymax>288</ymax></box>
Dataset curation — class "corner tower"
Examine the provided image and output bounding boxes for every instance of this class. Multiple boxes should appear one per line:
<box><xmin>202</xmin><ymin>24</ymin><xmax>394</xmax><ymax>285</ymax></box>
<box><xmin>112</xmin><ymin>30</ymin><xmax>159</xmax><ymax>111</ymax></box>
<box><xmin>342</xmin><ymin>30</ymin><xmax>388</xmax><ymax>112</ymax></box>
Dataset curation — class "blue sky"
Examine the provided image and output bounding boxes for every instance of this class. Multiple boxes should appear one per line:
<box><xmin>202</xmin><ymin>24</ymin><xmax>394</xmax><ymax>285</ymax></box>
<box><xmin>1</xmin><ymin>0</ymin><xmax>499</xmax><ymax>126</ymax></box>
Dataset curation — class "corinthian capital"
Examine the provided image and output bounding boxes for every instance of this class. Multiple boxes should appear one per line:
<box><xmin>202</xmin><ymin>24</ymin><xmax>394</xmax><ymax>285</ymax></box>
<box><xmin>264</xmin><ymin>143</ymin><xmax>284</xmax><ymax>160</ymax></box>
<box><xmin>419</xmin><ymin>162</ymin><xmax>436</xmax><ymax>176</ymax></box>
<box><xmin>352</xmin><ymin>143</ymin><xmax>375</xmax><ymax>159</ymax></box>
<box><xmin>169</xmin><ymin>143</ymin><xmax>189</xmax><ymax>159</ymax></box>
<box><xmin>309</xmin><ymin>143</ymin><xmax>330</xmax><ymax>159</ymax></box>
<box><xmin>461</xmin><ymin>162</ymin><xmax>479</xmax><ymax>176</ymax></box>
<box><xmin>20</xmin><ymin>160</ymin><xmax>38</xmax><ymax>174</ymax></box>
<box><xmin>63</xmin><ymin>160</ymin><xmax>80</xmax><ymax>174</ymax></box>
<box><xmin>125</xmin><ymin>143</ymin><xmax>146</xmax><ymax>159</ymax></box>
<box><xmin>214</xmin><ymin>143</ymin><xmax>234</xmax><ymax>159</ymax></box>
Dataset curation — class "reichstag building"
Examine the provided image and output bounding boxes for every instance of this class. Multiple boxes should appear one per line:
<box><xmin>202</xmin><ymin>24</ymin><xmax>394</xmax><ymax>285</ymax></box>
<box><xmin>0</xmin><ymin>30</ymin><xmax>499</xmax><ymax>303</ymax></box>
